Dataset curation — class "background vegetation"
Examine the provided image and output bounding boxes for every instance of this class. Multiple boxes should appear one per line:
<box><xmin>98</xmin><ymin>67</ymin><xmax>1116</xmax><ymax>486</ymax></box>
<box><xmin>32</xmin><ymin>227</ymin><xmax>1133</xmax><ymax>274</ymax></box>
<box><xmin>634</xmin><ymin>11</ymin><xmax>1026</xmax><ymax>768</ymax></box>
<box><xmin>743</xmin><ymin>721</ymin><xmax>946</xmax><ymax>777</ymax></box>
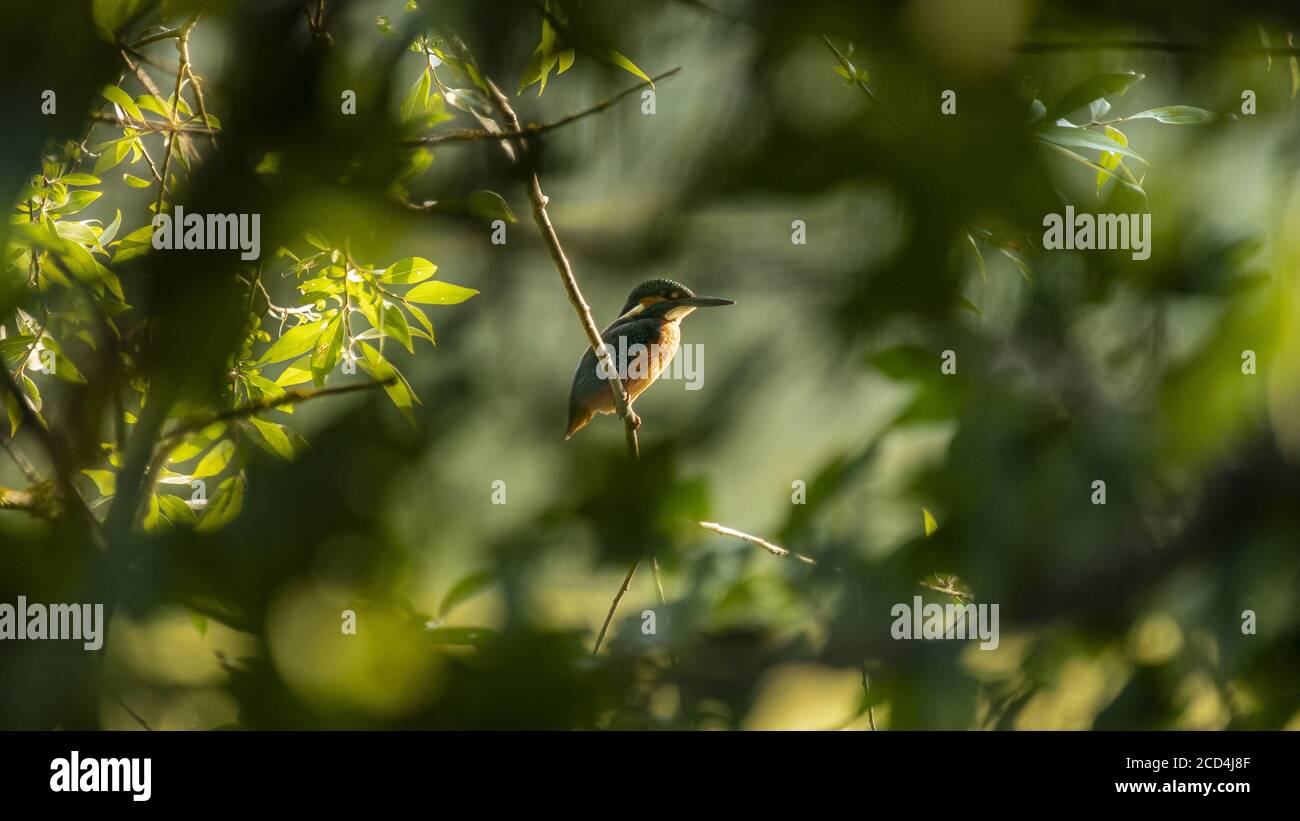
<box><xmin>2</xmin><ymin>0</ymin><xmax>1299</xmax><ymax>729</ymax></box>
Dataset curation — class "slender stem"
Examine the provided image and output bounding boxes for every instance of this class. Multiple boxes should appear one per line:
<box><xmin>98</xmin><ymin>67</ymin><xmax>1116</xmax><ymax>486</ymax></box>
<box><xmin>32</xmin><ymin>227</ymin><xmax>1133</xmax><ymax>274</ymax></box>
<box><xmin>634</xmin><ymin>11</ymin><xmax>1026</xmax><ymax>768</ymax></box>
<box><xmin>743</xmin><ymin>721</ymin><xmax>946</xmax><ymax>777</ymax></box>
<box><xmin>697</xmin><ymin>520</ymin><xmax>819</xmax><ymax>564</ymax></box>
<box><xmin>592</xmin><ymin>558</ymin><xmax>640</xmax><ymax>656</ymax></box>
<box><xmin>481</xmin><ymin>78</ymin><xmax>642</xmax><ymax>455</ymax></box>
<box><xmin>402</xmin><ymin>68</ymin><xmax>681</xmax><ymax>147</ymax></box>
<box><xmin>820</xmin><ymin>35</ymin><xmax>905</xmax><ymax>137</ymax></box>
<box><xmin>160</xmin><ymin>378</ymin><xmax>395</xmax><ymax>451</ymax></box>
<box><xmin>155</xmin><ymin>18</ymin><xmax>196</xmax><ymax>215</ymax></box>
<box><xmin>477</xmin><ymin>69</ymin><xmax>656</xmax><ymax>650</ymax></box>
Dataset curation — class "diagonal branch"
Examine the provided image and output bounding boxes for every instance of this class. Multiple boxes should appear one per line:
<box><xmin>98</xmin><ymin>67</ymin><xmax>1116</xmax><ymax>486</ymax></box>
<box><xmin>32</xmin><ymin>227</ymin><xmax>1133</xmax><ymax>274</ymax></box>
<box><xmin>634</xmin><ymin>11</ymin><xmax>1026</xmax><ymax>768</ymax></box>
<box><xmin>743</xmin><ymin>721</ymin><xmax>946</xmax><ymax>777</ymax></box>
<box><xmin>480</xmin><ymin>76</ymin><xmax>642</xmax><ymax>459</ymax></box>
<box><xmin>698</xmin><ymin>520</ymin><xmax>819</xmax><ymax>564</ymax></box>
<box><xmin>475</xmin><ymin>65</ymin><xmax>659</xmax><ymax>655</ymax></box>
<box><xmin>0</xmin><ymin>481</ymin><xmax>61</xmax><ymax>519</ymax></box>
<box><xmin>401</xmin><ymin>68</ymin><xmax>680</xmax><ymax>147</ymax></box>
<box><xmin>131</xmin><ymin>378</ymin><xmax>397</xmax><ymax>531</ymax></box>
<box><xmin>158</xmin><ymin>378</ymin><xmax>396</xmax><ymax>452</ymax></box>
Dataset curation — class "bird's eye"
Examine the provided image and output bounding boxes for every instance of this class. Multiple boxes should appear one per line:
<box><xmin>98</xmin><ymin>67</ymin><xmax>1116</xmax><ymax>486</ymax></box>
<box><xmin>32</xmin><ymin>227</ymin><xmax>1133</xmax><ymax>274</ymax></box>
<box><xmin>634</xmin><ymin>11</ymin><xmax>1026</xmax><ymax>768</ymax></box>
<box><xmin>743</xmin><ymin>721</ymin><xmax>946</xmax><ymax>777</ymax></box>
<box><xmin>670</xmin><ymin>291</ymin><xmax>681</xmax><ymax>299</ymax></box>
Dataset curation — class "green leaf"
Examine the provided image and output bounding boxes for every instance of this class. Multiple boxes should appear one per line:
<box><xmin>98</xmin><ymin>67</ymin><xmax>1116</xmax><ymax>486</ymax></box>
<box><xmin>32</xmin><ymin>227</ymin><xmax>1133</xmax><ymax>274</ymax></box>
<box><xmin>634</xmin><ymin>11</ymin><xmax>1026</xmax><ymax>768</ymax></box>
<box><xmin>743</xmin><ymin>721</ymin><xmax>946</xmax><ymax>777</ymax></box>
<box><xmin>401</xmin><ymin>67</ymin><xmax>431</xmax><ymax>122</ymax></box>
<box><xmin>275</xmin><ymin>355</ymin><xmax>314</xmax><ymax>387</ymax></box>
<box><xmin>380</xmin><ymin>256</ymin><xmax>437</xmax><ymax>284</ymax></box>
<box><xmin>136</xmin><ymin>94</ymin><xmax>172</xmax><ymax>119</ymax></box>
<box><xmin>81</xmin><ymin>468</ymin><xmax>117</xmax><ymax>497</ymax></box>
<box><xmin>49</xmin><ymin>190</ymin><xmax>102</xmax><ymax>217</ymax></box>
<box><xmin>3</xmin><ymin>393</ymin><xmax>20</xmax><ymax>436</ymax></box>
<box><xmin>59</xmin><ymin>174</ymin><xmax>101</xmax><ymax>186</ymax></box>
<box><xmin>158</xmin><ymin>494</ymin><xmax>198</xmax><ymax>526</ymax></box>
<box><xmin>111</xmin><ymin>224</ymin><xmax>154</xmax><ymax>263</ymax></box>
<box><xmin>167</xmin><ymin>422</ymin><xmax>227</xmax><ymax>463</ymax></box>
<box><xmin>0</xmin><ymin>336</ymin><xmax>35</xmax><ymax>368</ymax></box>
<box><xmin>610</xmin><ymin>49</ymin><xmax>653</xmax><ymax>87</ymax></box>
<box><xmin>143</xmin><ymin>494</ymin><xmax>165</xmax><ymax>532</ymax></box>
<box><xmin>1097</xmin><ymin>125</ymin><xmax>1127</xmax><ymax>193</ymax></box>
<box><xmin>92</xmin><ymin>0</ymin><xmax>143</xmax><ymax>41</ymax></box>
<box><xmin>404</xmin><ymin>281</ymin><xmax>479</xmax><ymax>305</ymax></box>
<box><xmin>439</xmin><ymin>570</ymin><xmax>495</xmax><ymax>619</ymax></box>
<box><xmin>255</xmin><ymin>319</ymin><xmax>328</xmax><ymax>366</ymax></box>
<box><xmin>1125</xmin><ymin>105</ymin><xmax>1216</xmax><ymax>125</ymax></box>
<box><xmin>358</xmin><ymin>342</ymin><xmax>417</xmax><ymax>425</ymax></box>
<box><xmin>244</xmin><ymin>371</ymin><xmax>288</xmax><ymax>407</ymax></box>
<box><xmin>309</xmin><ymin>314</ymin><xmax>345</xmax><ymax>386</ymax></box>
<box><xmin>1050</xmin><ymin>72</ymin><xmax>1143</xmax><ymax>118</ymax></box>
<box><xmin>404</xmin><ymin>303</ymin><xmax>435</xmax><ymax>343</ymax></box>
<box><xmin>468</xmin><ymin>191</ymin><xmax>516</xmax><ymax>222</ymax></box>
<box><xmin>1039</xmin><ymin>140</ymin><xmax>1146</xmax><ymax>197</ymax></box>
<box><xmin>123</xmin><ymin>173</ymin><xmax>151</xmax><ymax>188</ymax></box>
<box><xmin>1035</xmin><ymin>125</ymin><xmax>1146</xmax><ymax>164</ymax></box>
<box><xmin>923</xmin><ymin>508</ymin><xmax>938</xmax><ymax>537</ymax></box>
<box><xmin>21</xmin><ymin>374</ymin><xmax>41</xmax><ymax>413</ymax></box>
<box><xmin>192</xmin><ymin>439</ymin><xmax>235</xmax><ymax>478</ymax></box>
<box><xmin>93</xmin><ymin>139</ymin><xmax>132</xmax><ymax>174</ymax></box>
<box><xmin>197</xmin><ymin>475</ymin><xmax>245</xmax><ymax>533</ymax></box>
<box><xmin>99</xmin><ymin>209</ymin><xmax>122</xmax><ymax>248</ymax></box>
<box><xmin>385</xmin><ymin>304</ymin><xmax>413</xmax><ymax>352</ymax></box>
<box><xmin>102</xmin><ymin>85</ymin><xmax>145</xmax><ymax>122</ymax></box>
<box><xmin>247</xmin><ymin>416</ymin><xmax>296</xmax><ymax>460</ymax></box>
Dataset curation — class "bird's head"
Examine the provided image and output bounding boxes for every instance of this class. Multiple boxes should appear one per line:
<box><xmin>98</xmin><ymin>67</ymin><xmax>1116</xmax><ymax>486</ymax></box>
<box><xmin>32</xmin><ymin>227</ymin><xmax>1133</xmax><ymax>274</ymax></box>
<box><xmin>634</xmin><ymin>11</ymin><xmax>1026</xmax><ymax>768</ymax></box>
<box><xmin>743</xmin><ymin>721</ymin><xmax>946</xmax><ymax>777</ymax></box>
<box><xmin>616</xmin><ymin>278</ymin><xmax>735</xmax><ymax>322</ymax></box>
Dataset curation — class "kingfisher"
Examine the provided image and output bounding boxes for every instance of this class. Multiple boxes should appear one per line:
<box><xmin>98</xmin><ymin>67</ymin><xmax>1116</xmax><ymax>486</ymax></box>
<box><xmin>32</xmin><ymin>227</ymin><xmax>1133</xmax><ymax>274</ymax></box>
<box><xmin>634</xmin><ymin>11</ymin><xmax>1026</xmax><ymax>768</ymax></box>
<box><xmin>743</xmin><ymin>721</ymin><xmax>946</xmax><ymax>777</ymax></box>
<box><xmin>565</xmin><ymin>278</ymin><xmax>734</xmax><ymax>439</ymax></box>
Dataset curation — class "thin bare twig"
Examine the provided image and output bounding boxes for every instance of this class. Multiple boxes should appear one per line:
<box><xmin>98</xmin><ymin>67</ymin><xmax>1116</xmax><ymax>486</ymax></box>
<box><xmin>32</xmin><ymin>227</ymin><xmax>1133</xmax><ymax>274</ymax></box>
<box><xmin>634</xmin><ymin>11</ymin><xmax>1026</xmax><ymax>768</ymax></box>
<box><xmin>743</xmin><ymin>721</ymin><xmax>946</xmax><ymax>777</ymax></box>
<box><xmin>697</xmin><ymin>520</ymin><xmax>819</xmax><ymax>565</ymax></box>
<box><xmin>476</xmin><ymin>66</ymin><xmax>656</xmax><ymax>654</ymax></box>
<box><xmin>481</xmin><ymin>76</ymin><xmax>642</xmax><ymax>458</ymax></box>
<box><xmin>155</xmin><ymin>17</ymin><xmax>198</xmax><ymax>215</ymax></box>
<box><xmin>401</xmin><ymin>68</ymin><xmax>681</xmax><ymax>147</ymax></box>
<box><xmin>592</xmin><ymin>558</ymin><xmax>640</xmax><ymax>656</ymax></box>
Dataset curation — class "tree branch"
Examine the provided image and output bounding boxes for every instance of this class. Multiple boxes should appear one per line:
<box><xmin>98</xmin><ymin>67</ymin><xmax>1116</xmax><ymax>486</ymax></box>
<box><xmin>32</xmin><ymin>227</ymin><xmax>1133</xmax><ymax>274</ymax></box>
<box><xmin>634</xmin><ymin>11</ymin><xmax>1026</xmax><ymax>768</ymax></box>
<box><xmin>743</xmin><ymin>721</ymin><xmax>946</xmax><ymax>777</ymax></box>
<box><xmin>131</xmin><ymin>378</ymin><xmax>396</xmax><ymax>531</ymax></box>
<box><xmin>159</xmin><ymin>378</ymin><xmax>396</xmax><ymax>452</ymax></box>
<box><xmin>481</xmin><ymin>76</ymin><xmax>642</xmax><ymax>458</ymax></box>
<box><xmin>475</xmin><ymin>65</ymin><xmax>659</xmax><ymax>654</ymax></box>
<box><xmin>591</xmin><ymin>558</ymin><xmax>640</xmax><ymax>656</ymax></box>
<box><xmin>90</xmin><ymin>113</ymin><xmax>217</xmax><ymax>137</ymax></box>
<box><xmin>0</xmin><ymin>481</ymin><xmax>61</xmax><ymax>519</ymax></box>
<box><xmin>401</xmin><ymin>68</ymin><xmax>681</xmax><ymax>147</ymax></box>
<box><xmin>697</xmin><ymin>520</ymin><xmax>819</xmax><ymax>564</ymax></box>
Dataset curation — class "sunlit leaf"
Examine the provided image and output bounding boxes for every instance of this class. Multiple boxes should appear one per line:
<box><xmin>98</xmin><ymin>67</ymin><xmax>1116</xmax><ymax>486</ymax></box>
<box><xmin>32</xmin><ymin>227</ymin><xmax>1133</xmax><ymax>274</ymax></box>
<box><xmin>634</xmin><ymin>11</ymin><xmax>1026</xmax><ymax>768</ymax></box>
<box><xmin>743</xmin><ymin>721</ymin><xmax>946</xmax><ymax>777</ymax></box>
<box><xmin>1125</xmin><ymin>106</ymin><xmax>1216</xmax><ymax>124</ymax></box>
<box><xmin>196</xmin><ymin>475</ymin><xmax>245</xmax><ymax>533</ymax></box>
<box><xmin>404</xmin><ymin>281</ymin><xmax>478</xmax><ymax>305</ymax></box>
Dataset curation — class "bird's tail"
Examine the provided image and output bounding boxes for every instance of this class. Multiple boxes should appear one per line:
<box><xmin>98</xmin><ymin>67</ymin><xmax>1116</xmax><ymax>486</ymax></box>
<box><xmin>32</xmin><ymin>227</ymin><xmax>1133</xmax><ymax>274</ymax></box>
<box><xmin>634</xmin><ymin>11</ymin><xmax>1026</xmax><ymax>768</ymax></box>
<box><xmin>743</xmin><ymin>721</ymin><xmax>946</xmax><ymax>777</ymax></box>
<box><xmin>564</xmin><ymin>406</ymin><xmax>593</xmax><ymax>440</ymax></box>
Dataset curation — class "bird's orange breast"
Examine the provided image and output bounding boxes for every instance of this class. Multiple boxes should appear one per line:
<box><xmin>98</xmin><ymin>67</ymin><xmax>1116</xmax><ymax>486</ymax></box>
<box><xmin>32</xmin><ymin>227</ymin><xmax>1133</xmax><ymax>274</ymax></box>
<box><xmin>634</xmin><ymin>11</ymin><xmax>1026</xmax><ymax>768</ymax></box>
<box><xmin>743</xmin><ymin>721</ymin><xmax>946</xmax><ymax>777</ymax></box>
<box><xmin>625</xmin><ymin>321</ymin><xmax>680</xmax><ymax>400</ymax></box>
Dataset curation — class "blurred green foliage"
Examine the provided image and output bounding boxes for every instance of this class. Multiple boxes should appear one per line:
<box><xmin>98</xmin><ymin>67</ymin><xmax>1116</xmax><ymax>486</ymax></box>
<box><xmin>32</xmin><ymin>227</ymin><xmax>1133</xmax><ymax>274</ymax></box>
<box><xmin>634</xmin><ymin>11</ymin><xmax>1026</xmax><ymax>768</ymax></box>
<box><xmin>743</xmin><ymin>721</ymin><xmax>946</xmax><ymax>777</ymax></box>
<box><xmin>1</xmin><ymin>0</ymin><xmax>1299</xmax><ymax>730</ymax></box>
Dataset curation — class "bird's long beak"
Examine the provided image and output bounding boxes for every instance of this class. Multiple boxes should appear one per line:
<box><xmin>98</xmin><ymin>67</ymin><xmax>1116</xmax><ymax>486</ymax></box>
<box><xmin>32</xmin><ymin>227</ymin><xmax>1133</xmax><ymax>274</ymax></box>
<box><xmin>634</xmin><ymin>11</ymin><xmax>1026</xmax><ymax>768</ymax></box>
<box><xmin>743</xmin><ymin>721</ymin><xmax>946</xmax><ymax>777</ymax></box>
<box><xmin>679</xmin><ymin>295</ymin><xmax>735</xmax><ymax>307</ymax></box>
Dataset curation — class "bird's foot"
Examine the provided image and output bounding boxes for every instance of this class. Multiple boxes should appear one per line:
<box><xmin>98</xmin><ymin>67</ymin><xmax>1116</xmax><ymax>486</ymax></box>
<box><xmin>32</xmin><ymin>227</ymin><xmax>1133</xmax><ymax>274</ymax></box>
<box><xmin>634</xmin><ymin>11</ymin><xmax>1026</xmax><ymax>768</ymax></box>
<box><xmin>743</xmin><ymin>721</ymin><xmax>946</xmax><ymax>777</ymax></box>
<box><xmin>626</xmin><ymin>408</ymin><xmax>642</xmax><ymax>430</ymax></box>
